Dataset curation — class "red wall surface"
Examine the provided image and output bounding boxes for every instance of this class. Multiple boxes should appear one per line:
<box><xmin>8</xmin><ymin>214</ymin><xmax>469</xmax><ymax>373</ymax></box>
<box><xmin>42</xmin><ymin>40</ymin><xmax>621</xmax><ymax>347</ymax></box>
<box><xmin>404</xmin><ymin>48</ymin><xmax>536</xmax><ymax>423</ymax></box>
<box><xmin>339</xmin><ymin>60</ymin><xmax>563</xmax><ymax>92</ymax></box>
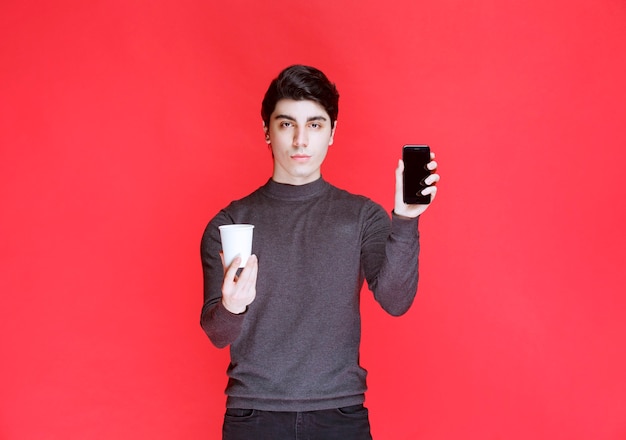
<box><xmin>1</xmin><ymin>1</ymin><xmax>625</xmax><ymax>439</ymax></box>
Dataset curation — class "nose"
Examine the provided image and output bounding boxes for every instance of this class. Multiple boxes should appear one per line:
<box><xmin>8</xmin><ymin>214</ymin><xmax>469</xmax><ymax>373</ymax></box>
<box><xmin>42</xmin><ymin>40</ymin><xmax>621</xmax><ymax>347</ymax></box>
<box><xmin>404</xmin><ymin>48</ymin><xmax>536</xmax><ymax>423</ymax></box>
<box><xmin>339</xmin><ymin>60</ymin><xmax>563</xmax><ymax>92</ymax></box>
<box><xmin>293</xmin><ymin>127</ymin><xmax>308</xmax><ymax>148</ymax></box>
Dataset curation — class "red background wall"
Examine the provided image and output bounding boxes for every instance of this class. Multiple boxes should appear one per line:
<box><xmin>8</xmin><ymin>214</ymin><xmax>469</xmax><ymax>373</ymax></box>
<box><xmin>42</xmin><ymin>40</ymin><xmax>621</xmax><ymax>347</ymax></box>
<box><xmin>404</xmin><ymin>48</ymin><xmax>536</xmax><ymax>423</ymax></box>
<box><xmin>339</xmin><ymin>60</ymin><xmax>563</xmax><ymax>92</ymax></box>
<box><xmin>1</xmin><ymin>1</ymin><xmax>625</xmax><ymax>438</ymax></box>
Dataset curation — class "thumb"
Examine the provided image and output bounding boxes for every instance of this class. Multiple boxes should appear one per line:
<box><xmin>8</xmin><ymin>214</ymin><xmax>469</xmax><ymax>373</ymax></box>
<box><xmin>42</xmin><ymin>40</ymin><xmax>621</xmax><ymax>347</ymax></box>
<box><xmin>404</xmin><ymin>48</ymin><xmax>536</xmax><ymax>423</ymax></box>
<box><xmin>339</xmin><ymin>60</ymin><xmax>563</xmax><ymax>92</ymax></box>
<box><xmin>395</xmin><ymin>159</ymin><xmax>404</xmax><ymax>201</ymax></box>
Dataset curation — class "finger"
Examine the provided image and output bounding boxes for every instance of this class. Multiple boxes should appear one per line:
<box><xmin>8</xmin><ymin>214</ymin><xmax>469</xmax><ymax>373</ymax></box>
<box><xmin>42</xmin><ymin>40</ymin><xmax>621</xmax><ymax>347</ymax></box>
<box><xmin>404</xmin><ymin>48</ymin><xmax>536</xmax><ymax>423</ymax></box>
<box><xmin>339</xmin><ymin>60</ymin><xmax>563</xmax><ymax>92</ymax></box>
<box><xmin>421</xmin><ymin>185</ymin><xmax>437</xmax><ymax>201</ymax></box>
<box><xmin>424</xmin><ymin>173</ymin><xmax>440</xmax><ymax>186</ymax></box>
<box><xmin>396</xmin><ymin>159</ymin><xmax>404</xmax><ymax>181</ymax></box>
<box><xmin>235</xmin><ymin>256</ymin><xmax>258</xmax><ymax>307</ymax></box>
<box><xmin>395</xmin><ymin>159</ymin><xmax>404</xmax><ymax>194</ymax></box>
<box><xmin>427</xmin><ymin>160</ymin><xmax>438</xmax><ymax>171</ymax></box>
<box><xmin>219</xmin><ymin>252</ymin><xmax>230</xmax><ymax>277</ymax></box>
<box><xmin>239</xmin><ymin>254</ymin><xmax>257</xmax><ymax>279</ymax></box>
<box><xmin>224</xmin><ymin>255</ymin><xmax>242</xmax><ymax>282</ymax></box>
<box><xmin>238</xmin><ymin>255</ymin><xmax>258</xmax><ymax>290</ymax></box>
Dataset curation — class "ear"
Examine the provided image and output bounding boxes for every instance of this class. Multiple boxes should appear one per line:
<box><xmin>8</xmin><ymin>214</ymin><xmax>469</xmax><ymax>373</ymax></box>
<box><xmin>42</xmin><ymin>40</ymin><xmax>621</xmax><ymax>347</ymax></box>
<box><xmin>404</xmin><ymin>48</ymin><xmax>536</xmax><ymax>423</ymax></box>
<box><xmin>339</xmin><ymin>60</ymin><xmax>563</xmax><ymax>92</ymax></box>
<box><xmin>329</xmin><ymin>121</ymin><xmax>337</xmax><ymax>146</ymax></box>
<box><xmin>263</xmin><ymin>122</ymin><xmax>271</xmax><ymax>144</ymax></box>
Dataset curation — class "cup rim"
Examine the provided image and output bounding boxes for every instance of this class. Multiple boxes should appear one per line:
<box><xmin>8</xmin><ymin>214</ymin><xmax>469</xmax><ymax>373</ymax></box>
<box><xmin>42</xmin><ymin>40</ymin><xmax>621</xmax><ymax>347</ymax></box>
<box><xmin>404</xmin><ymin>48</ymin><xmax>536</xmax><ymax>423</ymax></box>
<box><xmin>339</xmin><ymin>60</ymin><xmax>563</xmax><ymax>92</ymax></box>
<box><xmin>218</xmin><ymin>224</ymin><xmax>254</xmax><ymax>230</ymax></box>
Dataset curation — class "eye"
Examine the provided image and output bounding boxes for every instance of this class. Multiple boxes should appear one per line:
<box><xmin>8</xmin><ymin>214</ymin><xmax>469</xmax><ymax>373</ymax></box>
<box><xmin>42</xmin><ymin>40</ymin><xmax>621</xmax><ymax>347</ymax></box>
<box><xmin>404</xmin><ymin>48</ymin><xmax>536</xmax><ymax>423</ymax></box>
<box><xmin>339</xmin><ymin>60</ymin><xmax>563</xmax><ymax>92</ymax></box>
<box><xmin>280</xmin><ymin>121</ymin><xmax>293</xmax><ymax>128</ymax></box>
<box><xmin>309</xmin><ymin>122</ymin><xmax>321</xmax><ymax>129</ymax></box>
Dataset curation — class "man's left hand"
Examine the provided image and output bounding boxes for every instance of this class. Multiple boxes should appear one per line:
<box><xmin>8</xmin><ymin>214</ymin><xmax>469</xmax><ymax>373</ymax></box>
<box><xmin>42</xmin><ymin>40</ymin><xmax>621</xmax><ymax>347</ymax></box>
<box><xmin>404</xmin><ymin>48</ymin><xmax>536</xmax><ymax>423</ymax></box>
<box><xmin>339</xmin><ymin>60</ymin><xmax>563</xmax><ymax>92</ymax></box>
<box><xmin>394</xmin><ymin>152</ymin><xmax>440</xmax><ymax>218</ymax></box>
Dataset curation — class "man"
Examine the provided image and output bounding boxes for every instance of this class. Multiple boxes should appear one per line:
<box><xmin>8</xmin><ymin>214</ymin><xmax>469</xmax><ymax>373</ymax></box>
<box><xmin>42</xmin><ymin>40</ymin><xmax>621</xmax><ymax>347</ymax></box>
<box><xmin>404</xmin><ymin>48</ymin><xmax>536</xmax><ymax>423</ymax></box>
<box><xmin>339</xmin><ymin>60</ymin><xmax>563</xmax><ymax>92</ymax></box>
<box><xmin>200</xmin><ymin>65</ymin><xmax>439</xmax><ymax>440</ymax></box>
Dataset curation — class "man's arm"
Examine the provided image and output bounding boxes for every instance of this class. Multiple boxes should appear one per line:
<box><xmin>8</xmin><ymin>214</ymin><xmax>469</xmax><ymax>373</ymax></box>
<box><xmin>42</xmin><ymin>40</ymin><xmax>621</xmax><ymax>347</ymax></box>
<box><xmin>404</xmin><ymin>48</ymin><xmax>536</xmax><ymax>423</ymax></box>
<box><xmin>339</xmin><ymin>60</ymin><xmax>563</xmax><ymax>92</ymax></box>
<box><xmin>362</xmin><ymin>208</ymin><xmax>420</xmax><ymax>316</ymax></box>
<box><xmin>199</xmin><ymin>214</ymin><xmax>258</xmax><ymax>348</ymax></box>
<box><xmin>362</xmin><ymin>153</ymin><xmax>439</xmax><ymax>316</ymax></box>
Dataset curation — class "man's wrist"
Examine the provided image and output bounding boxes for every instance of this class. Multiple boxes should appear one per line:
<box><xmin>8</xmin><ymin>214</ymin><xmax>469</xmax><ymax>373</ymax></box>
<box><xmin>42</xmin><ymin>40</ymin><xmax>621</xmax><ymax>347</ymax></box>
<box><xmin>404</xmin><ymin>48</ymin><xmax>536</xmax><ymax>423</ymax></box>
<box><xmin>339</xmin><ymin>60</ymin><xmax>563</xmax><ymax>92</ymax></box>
<box><xmin>392</xmin><ymin>209</ymin><xmax>419</xmax><ymax>220</ymax></box>
<box><xmin>222</xmin><ymin>300</ymin><xmax>247</xmax><ymax>315</ymax></box>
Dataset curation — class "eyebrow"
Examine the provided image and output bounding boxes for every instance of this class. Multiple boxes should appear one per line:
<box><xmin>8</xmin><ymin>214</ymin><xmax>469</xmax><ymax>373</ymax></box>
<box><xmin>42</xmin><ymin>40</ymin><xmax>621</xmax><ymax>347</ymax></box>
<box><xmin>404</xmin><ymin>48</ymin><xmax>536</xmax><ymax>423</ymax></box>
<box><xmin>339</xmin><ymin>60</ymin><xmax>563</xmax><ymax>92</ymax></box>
<box><xmin>273</xmin><ymin>114</ymin><xmax>328</xmax><ymax>122</ymax></box>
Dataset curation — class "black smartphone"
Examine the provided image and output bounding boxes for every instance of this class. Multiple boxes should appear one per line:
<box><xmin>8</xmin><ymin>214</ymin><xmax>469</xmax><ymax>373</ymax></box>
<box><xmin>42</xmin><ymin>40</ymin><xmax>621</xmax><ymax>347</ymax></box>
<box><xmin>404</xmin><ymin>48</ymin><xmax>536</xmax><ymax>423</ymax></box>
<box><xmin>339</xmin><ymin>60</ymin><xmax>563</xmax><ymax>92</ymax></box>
<box><xmin>402</xmin><ymin>145</ymin><xmax>431</xmax><ymax>204</ymax></box>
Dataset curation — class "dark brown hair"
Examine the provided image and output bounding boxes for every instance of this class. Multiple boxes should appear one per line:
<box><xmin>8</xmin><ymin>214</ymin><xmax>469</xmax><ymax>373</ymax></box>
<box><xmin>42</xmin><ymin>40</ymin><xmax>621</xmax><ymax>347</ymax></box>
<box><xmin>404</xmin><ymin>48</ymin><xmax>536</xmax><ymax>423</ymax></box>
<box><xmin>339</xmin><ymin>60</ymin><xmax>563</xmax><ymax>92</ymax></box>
<box><xmin>261</xmin><ymin>65</ymin><xmax>339</xmax><ymax>128</ymax></box>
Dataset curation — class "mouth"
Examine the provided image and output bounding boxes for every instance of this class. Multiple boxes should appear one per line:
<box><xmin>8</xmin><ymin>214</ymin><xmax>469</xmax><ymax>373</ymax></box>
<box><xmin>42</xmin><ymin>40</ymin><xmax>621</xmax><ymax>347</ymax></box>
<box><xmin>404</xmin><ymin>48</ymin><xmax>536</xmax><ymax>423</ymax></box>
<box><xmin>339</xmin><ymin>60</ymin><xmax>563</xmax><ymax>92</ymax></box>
<box><xmin>291</xmin><ymin>154</ymin><xmax>311</xmax><ymax>162</ymax></box>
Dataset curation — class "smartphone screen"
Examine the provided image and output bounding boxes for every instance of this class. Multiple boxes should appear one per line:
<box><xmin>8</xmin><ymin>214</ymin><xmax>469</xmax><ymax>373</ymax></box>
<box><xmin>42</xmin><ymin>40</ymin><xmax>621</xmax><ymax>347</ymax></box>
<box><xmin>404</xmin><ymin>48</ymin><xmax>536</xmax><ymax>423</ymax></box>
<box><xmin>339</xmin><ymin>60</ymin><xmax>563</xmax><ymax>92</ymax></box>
<box><xmin>402</xmin><ymin>145</ymin><xmax>431</xmax><ymax>204</ymax></box>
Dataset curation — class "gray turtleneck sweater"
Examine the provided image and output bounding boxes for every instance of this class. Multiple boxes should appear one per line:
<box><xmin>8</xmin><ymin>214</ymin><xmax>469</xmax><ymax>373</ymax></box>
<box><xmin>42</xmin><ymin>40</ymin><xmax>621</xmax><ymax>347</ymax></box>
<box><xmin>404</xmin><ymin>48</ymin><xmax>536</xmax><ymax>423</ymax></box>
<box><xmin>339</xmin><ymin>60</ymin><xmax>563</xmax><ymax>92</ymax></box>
<box><xmin>200</xmin><ymin>177</ymin><xmax>420</xmax><ymax>412</ymax></box>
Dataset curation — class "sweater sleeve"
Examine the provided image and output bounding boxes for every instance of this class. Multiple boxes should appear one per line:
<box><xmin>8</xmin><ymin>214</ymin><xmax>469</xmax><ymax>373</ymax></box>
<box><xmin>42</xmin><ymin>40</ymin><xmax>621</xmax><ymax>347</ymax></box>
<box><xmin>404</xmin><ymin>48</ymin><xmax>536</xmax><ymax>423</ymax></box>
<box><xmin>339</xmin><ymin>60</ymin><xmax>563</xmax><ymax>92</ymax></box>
<box><xmin>361</xmin><ymin>205</ymin><xmax>420</xmax><ymax>316</ymax></box>
<box><xmin>199</xmin><ymin>211</ymin><xmax>246</xmax><ymax>348</ymax></box>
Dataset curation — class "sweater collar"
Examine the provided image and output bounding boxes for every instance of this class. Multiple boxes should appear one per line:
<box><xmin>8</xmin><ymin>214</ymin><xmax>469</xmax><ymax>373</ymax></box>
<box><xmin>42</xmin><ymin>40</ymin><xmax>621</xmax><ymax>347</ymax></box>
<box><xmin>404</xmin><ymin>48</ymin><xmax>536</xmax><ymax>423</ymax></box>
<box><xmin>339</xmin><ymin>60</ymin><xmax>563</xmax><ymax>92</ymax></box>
<box><xmin>262</xmin><ymin>177</ymin><xmax>329</xmax><ymax>201</ymax></box>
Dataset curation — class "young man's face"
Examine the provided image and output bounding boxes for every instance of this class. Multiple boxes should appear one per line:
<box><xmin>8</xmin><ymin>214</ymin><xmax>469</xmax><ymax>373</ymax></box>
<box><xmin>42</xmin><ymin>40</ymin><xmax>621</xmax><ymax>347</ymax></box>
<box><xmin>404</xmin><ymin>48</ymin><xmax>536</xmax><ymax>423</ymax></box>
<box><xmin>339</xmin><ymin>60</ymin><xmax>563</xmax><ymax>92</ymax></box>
<box><xmin>265</xmin><ymin>99</ymin><xmax>336</xmax><ymax>185</ymax></box>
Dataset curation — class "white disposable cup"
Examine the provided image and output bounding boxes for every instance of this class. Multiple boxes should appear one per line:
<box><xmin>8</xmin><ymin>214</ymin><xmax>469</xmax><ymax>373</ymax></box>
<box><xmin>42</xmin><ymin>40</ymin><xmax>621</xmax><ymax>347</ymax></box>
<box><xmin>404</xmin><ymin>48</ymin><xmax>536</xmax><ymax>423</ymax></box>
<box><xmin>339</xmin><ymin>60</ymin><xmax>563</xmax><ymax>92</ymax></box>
<box><xmin>218</xmin><ymin>224</ymin><xmax>254</xmax><ymax>268</ymax></box>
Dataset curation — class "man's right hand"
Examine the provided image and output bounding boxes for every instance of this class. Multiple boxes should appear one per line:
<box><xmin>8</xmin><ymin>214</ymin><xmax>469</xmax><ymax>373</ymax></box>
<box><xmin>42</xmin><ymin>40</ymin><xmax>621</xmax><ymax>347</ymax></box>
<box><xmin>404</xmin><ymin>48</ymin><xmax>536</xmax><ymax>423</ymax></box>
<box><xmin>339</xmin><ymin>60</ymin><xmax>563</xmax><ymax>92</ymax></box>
<box><xmin>220</xmin><ymin>253</ymin><xmax>258</xmax><ymax>314</ymax></box>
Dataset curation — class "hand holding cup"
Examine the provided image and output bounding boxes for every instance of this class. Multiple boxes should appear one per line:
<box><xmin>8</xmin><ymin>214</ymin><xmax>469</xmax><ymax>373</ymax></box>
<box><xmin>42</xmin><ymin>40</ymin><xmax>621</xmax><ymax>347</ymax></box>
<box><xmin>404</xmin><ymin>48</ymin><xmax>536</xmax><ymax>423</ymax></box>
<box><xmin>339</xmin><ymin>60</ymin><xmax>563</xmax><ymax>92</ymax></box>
<box><xmin>218</xmin><ymin>224</ymin><xmax>258</xmax><ymax>314</ymax></box>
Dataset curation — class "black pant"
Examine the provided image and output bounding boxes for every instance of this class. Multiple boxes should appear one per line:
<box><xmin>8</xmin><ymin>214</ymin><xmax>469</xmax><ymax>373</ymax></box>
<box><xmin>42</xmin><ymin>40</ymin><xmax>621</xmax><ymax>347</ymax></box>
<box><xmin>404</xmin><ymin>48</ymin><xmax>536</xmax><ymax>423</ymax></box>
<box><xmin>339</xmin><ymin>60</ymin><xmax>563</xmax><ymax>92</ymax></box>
<box><xmin>222</xmin><ymin>404</ymin><xmax>373</xmax><ymax>440</ymax></box>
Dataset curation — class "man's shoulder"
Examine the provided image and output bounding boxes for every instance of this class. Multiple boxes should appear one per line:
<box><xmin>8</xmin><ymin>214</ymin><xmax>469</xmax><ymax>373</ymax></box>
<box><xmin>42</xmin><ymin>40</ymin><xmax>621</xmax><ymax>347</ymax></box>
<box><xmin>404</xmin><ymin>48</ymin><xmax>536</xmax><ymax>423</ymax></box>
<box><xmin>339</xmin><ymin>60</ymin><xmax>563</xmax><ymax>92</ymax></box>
<box><xmin>326</xmin><ymin>182</ymin><xmax>379</xmax><ymax>203</ymax></box>
<box><xmin>325</xmin><ymin>182</ymin><xmax>388</xmax><ymax>218</ymax></box>
<box><xmin>225</xmin><ymin>182</ymin><xmax>268</xmax><ymax>206</ymax></box>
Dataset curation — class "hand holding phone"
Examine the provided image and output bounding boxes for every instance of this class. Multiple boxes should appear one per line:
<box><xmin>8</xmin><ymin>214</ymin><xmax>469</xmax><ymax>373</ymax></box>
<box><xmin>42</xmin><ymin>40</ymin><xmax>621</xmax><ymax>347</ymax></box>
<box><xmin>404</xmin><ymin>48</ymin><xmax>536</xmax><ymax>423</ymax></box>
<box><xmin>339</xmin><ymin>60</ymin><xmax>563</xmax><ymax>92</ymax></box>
<box><xmin>402</xmin><ymin>145</ymin><xmax>432</xmax><ymax>205</ymax></box>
